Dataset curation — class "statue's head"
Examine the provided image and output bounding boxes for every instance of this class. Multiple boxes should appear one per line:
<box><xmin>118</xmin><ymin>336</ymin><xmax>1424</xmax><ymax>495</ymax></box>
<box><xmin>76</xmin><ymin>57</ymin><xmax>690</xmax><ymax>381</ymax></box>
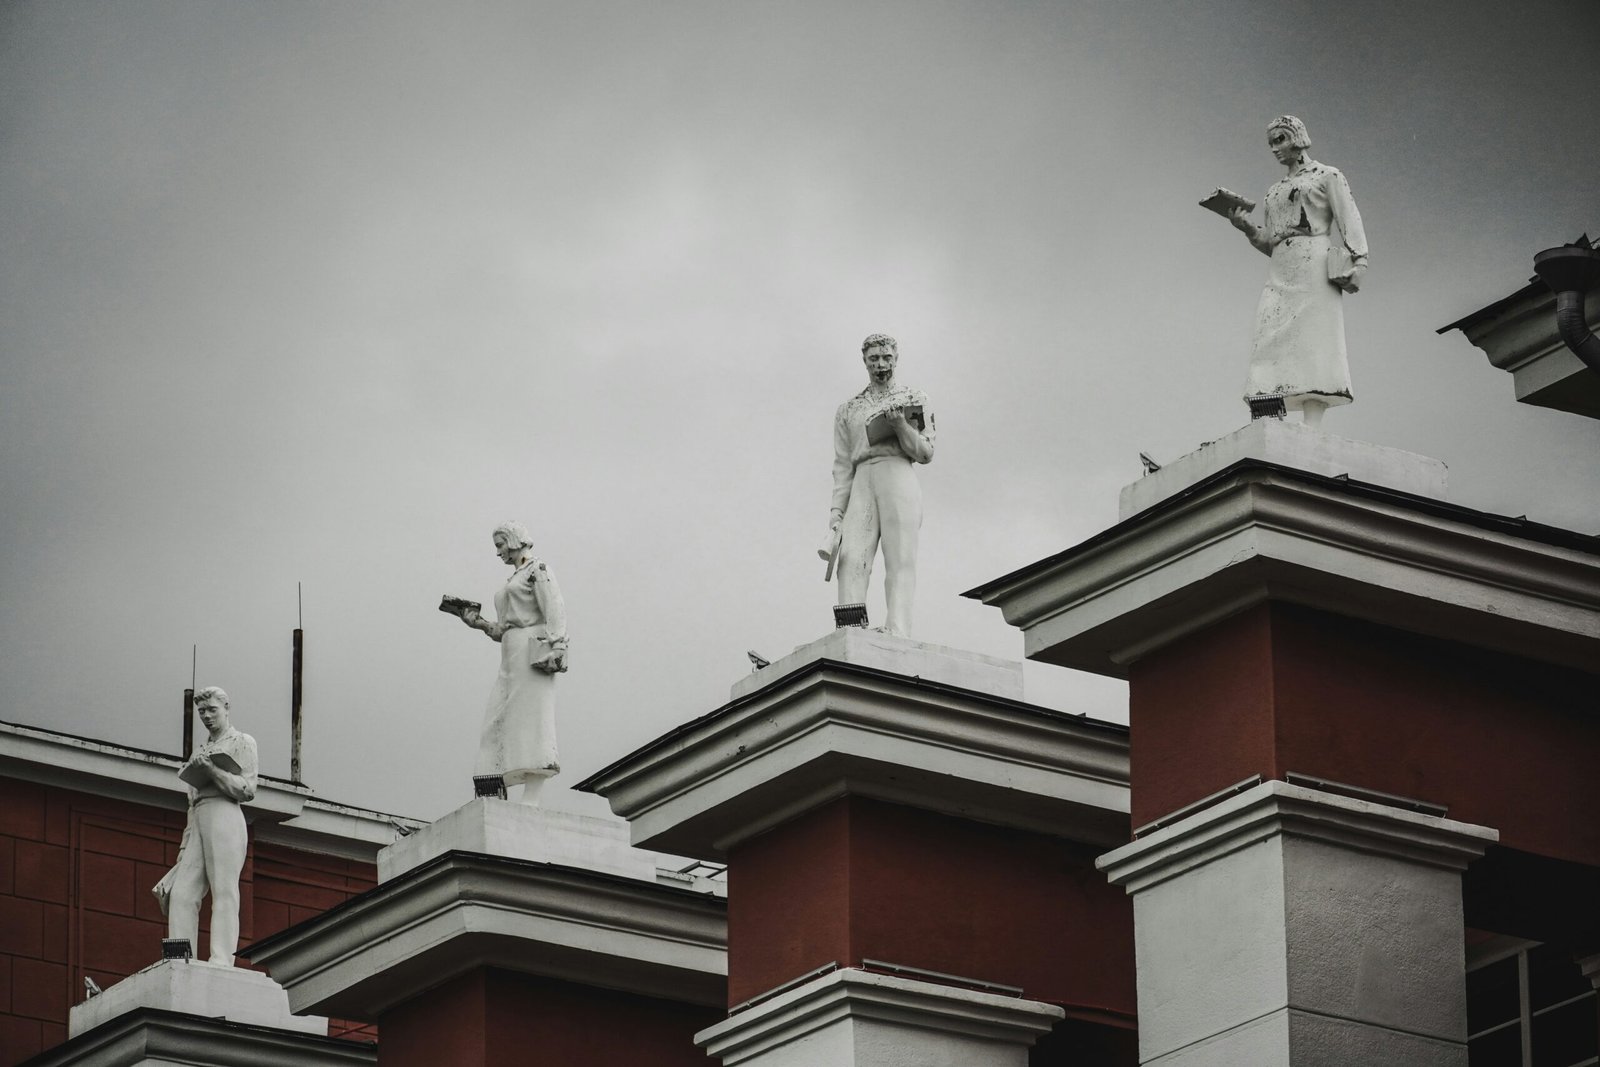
<box><xmin>861</xmin><ymin>333</ymin><xmax>898</xmax><ymax>386</ymax></box>
<box><xmin>492</xmin><ymin>521</ymin><xmax>535</xmax><ymax>564</ymax></box>
<box><xmin>194</xmin><ymin>687</ymin><xmax>230</xmax><ymax>732</ymax></box>
<box><xmin>1267</xmin><ymin>115</ymin><xmax>1311</xmax><ymax>161</ymax></box>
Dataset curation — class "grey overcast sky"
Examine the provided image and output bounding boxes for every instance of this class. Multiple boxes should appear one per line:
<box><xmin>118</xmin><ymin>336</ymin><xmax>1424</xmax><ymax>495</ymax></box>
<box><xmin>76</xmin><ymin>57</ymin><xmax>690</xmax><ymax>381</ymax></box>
<box><xmin>3</xmin><ymin>0</ymin><xmax>1597</xmax><ymax>823</ymax></box>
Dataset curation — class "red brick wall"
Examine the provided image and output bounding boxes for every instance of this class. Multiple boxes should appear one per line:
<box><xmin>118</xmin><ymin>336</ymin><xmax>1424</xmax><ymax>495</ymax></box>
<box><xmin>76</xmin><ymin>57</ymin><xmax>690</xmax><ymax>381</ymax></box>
<box><xmin>0</xmin><ymin>776</ymin><xmax>378</xmax><ymax>1065</ymax></box>
<box><xmin>376</xmin><ymin>969</ymin><xmax>721</xmax><ymax>1067</ymax></box>
<box><xmin>727</xmin><ymin>796</ymin><xmax>1136</xmax><ymax>1021</ymax></box>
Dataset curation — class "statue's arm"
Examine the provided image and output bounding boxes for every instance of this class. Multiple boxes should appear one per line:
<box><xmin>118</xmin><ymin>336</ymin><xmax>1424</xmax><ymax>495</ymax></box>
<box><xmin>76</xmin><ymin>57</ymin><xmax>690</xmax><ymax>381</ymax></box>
<box><xmin>893</xmin><ymin>406</ymin><xmax>935</xmax><ymax>464</ymax></box>
<box><xmin>1328</xmin><ymin>169</ymin><xmax>1368</xmax><ymax>262</ymax></box>
<box><xmin>461</xmin><ymin>608</ymin><xmax>503</xmax><ymax>641</ymax></box>
<box><xmin>1228</xmin><ymin>206</ymin><xmax>1274</xmax><ymax>256</ymax></box>
<box><xmin>828</xmin><ymin>405</ymin><xmax>853</xmax><ymax>528</ymax></box>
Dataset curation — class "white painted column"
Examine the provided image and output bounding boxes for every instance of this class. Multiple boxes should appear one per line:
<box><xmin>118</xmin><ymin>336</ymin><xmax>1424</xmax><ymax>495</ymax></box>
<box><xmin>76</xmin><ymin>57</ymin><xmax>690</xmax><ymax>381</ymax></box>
<box><xmin>695</xmin><ymin>968</ymin><xmax>1063</xmax><ymax>1067</ymax></box>
<box><xmin>1098</xmin><ymin>781</ymin><xmax>1496</xmax><ymax>1066</ymax></box>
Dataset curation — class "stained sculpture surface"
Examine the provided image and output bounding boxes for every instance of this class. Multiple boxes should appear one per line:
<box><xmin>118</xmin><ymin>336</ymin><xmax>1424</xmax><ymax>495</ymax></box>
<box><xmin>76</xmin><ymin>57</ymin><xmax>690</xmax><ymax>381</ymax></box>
<box><xmin>446</xmin><ymin>521</ymin><xmax>568</xmax><ymax>804</ymax></box>
<box><xmin>1215</xmin><ymin>115</ymin><xmax>1369</xmax><ymax>428</ymax></box>
<box><xmin>152</xmin><ymin>686</ymin><xmax>259</xmax><ymax>965</ymax></box>
<box><xmin>818</xmin><ymin>333</ymin><xmax>936</xmax><ymax>637</ymax></box>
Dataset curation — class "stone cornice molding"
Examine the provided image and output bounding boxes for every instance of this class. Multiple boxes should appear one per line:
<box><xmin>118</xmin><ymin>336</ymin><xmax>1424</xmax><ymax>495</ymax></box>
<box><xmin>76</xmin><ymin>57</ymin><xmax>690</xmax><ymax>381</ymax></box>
<box><xmin>240</xmin><ymin>850</ymin><xmax>726</xmax><ymax>1017</ymax></box>
<box><xmin>577</xmin><ymin>658</ymin><xmax>1130</xmax><ymax>857</ymax></box>
<box><xmin>964</xmin><ymin>462</ymin><xmax>1600</xmax><ymax>676</ymax></box>
<box><xmin>695</xmin><ymin>968</ymin><xmax>1064</xmax><ymax>1065</ymax></box>
<box><xmin>25</xmin><ymin>1008</ymin><xmax>374</xmax><ymax>1067</ymax></box>
<box><xmin>1097</xmin><ymin>780</ymin><xmax>1497</xmax><ymax>895</ymax></box>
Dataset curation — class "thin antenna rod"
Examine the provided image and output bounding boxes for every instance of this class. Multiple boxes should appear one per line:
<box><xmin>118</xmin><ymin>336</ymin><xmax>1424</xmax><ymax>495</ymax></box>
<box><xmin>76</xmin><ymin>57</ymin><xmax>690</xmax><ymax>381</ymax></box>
<box><xmin>291</xmin><ymin>585</ymin><xmax>304</xmax><ymax>784</ymax></box>
<box><xmin>182</xmin><ymin>646</ymin><xmax>196</xmax><ymax>760</ymax></box>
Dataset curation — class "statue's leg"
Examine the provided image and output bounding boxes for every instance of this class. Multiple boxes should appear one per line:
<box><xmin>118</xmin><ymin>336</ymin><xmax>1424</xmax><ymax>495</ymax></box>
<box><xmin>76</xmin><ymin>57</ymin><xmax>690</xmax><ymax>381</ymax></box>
<box><xmin>165</xmin><ymin>824</ymin><xmax>208</xmax><ymax>949</ymax></box>
<box><xmin>836</xmin><ymin>466</ymin><xmax>880</xmax><ymax>609</ymax></box>
<box><xmin>197</xmin><ymin>800</ymin><xmax>248</xmax><ymax>964</ymax></box>
<box><xmin>877</xmin><ymin>459</ymin><xmax>923</xmax><ymax>637</ymax></box>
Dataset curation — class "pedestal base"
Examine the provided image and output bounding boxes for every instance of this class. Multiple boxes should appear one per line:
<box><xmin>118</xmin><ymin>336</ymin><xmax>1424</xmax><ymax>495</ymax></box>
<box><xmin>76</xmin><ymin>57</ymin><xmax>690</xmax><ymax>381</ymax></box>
<box><xmin>731</xmin><ymin>626</ymin><xmax>1023</xmax><ymax>701</ymax></box>
<box><xmin>696</xmin><ymin>968</ymin><xmax>1062</xmax><ymax>1067</ymax></box>
<box><xmin>378</xmin><ymin>797</ymin><xmax>658</xmax><ymax>883</ymax></box>
<box><xmin>68</xmin><ymin>959</ymin><xmax>326</xmax><ymax>1038</ymax></box>
<box><xmin>1119</xmin><ymin>419</ymin><xmax>1448</xmax><ymax>520</ymax></box>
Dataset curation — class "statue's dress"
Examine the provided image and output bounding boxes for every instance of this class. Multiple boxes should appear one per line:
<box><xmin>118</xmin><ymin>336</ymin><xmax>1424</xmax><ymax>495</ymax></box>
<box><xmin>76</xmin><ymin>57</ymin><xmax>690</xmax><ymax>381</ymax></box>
<box><xmin>477</xmin><ymin>558</ymin><xmax>566</xmax><ymax>786</ymax></box>
<box><xmin>1244</xmin><ymin>160</ymin><xmax>1367</xmax><ymax>411</ymax></box>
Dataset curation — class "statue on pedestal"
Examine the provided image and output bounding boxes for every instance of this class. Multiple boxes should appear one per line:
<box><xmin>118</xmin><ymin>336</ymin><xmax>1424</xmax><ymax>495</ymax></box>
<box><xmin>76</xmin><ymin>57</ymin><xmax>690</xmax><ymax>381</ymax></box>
<box><xmin>818</xmin><ymin>334</ymin><xmax>936</xmax><ymax>637</ymax></box>
<box><xmin>1211</xmin><ymin>115</ymin><xmax>1369</xmax><ymax>428</ymax></box>
<box><xmin>445</xmin><ymin>521</ymin><xmax>568</xmax><ymax>805</ymax></box>
<box><xmin>153</xmin><ymin>686</ymin><xmax>258</xmax><ymax>965</ymax></box>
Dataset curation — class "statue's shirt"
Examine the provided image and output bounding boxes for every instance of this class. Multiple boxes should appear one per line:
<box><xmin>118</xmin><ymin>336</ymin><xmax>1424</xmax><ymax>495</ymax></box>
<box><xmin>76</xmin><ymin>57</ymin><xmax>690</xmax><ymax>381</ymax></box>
<box><xmin>493</xmin><ymin>558</ymin><xmax>567</xmax><ymax>645</ymax></box>
<box><xmin>830</xmin><ymin>384</ymin><xmax>935</xmax><ymax>516</ymax></box>
<box><xmin>1263</xmin><ymin>160</ymin><xmax>1366</xmax><ymax>259</ymax></box>
<box><xmin>187</xmin><ymin>727</ymin><xmax>259</xmax><ymax>803</ymax></box>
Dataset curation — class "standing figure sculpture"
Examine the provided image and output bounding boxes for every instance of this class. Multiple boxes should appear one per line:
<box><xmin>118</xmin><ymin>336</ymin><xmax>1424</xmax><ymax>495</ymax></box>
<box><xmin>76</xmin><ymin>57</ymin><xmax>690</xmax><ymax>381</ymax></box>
<box><xmin>152</xmin><ymin>686</ymin><xmax>258</xmax><ymax>965</ymax></box>
<box><xmin>1224</xmin><ymin>115</ymin><xmax>1368</xmax><ymax>428</ymax></box>
<box><xmin>450</xmin><ymin>522</ymin><xmax>568</xmax><ymax>805</ymax></box>
<box><xmin>818</xmin><ymin>334</ymin><xmax>936</xmax><ymax>637</ymax></box>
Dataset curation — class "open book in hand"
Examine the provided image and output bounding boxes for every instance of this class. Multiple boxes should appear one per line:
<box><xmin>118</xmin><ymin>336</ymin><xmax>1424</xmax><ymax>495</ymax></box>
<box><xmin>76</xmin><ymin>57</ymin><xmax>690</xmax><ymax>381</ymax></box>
<box><xmin>439</xmin><ymin>595</ymin><xmax>482</xmax><ymax>618</ymax></box>
<box><xmin>1199</xmin><ymin>187</ymin><xmax>1256</xmax><ymax>218</ymax></box>
<box><xmin>179</xmin><ymin>751</ymin><xmax>242</xmax><ymax>787</ymax></box>
<box><xmin>865</xmin><ymin>404</ymin><xmax>925</xmax><ymax>445</ymax></box>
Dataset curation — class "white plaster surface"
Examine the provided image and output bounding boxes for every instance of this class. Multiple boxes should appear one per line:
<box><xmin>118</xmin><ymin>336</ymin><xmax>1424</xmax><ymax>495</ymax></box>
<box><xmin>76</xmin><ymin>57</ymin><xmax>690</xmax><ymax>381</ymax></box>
<box><xmin>69</xmin><ymin>959</ymin><xmax>326</xmax><ymax>1038</ymax></box>
<box><xmin>731</xmin><ymin>626</ymin><xmax>1023</xmax><ymax>701</ymax></box>
<box><xmin>1119</xmin><ymin>418</ymin><xmax>1447</xmax><ymax>520</ymax></box>
<box><xmin>378</xmin><ymin>797</ymin><xmax>658</xmax><ymax>882</ymax></box>
<box><xmin>1098</xmin><ymin>781</ymin><xmax>1493</xmax><ymax>1065</ymax></box>
<box><xmin>696</xmin><ymin>968</ymin><xmax>1061</xmax><ymax>1067</ymax></box>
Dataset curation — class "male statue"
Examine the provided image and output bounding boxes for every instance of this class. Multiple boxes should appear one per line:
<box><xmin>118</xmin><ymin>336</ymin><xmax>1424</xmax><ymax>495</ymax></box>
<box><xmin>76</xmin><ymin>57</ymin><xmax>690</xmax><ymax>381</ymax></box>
<box><xmin>152</xmin><ymin>686</ymin><xmax>258</xmax><ymax>964</ymax></box>
<box><xmin>819</xmin><ymin>333</ymin><xmax>936</xmax><ymax>636</ymax></box>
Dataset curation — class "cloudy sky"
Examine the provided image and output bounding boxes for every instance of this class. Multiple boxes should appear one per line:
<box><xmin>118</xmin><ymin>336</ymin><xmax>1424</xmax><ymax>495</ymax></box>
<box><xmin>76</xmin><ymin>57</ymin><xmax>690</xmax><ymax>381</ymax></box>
<box><xmin>3</xmin><ymin>0</ymin><xmax>1597</xmax><ymax>824</ymax></box>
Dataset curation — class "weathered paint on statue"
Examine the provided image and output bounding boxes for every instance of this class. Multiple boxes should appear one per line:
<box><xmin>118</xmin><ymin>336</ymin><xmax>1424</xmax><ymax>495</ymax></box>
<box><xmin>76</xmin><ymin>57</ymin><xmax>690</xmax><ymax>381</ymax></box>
<box><xmin>453</xmin><ymin>521</ymin><xmax>568</xmax><ymax>805</ymax></box>
<box><xmin>819</xmin><ymin>334</ymin><xmax>936</xmax><ymax>637</ymax></box>
<box><xmin>153</xmin><ymin>686</ymin><xmax>258</xmax><ymax>965</ymax></box>
<box><xmin>1223</xmin><ymin>115</ymin><xmax>1368</xmax><ymax>428</ymax></box>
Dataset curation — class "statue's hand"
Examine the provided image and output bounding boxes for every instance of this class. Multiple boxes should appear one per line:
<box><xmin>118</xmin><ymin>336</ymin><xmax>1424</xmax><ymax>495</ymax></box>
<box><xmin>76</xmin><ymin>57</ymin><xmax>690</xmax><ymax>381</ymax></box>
<box><xmin>1333</xmin><ymin>263</ymin><xmax>1366</xmax><ymax>294</ymax></box>
<box><xmin>884</xmin><ymin>404</ymin><xmax>909</xmax><ymax>427</ymax></box>
<box><xmin>1227</xmin><ymin>206</ymin><xmax>1254</xmax><ymax>233</ymax></box>
<box><xmin>462</xmin><ymin>608</ymin><xmax>482</xmax><ymax>628</ymax></box>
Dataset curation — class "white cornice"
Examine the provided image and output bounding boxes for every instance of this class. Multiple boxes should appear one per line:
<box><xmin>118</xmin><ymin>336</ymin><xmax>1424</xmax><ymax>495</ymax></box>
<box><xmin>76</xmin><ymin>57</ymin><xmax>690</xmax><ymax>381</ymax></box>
<box><xmin>27</xmin><ymin>1009</ymin><xmax>373</xmax><ymax>1067</ymax></box>
<box><xmin>1097</xmin><ymin>780</ymin><xmax>1497</xmax><ymax>895</ymax></box>
<box><xmin>241</xmin><ymin>851</ymin><xmax>727</xmax><ymax>1018</ymax></box>
<box><xmin>580</xmin><ymin>656</ymin><xmax>1130</xmax><ymax>858</ymax></box>
<box><xmin>0</xmin><ymin>721</ymin><xmax>425</xmax><ymax>859</ymax></box>
<box><xmin>695</xmin><ymin>968</ymin><xmax>1063</xmax><ymax>1065</ymax></box>
<box><xmin>968</xmin><ymin>465</ymin><xmax>1600</xmax><ymax>677</ymax></box>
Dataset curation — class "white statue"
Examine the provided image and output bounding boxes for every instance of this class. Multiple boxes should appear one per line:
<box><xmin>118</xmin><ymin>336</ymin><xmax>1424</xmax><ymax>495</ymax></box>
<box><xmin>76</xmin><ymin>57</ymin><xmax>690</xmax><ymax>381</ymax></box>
<box><xmin>450</xmin><ymin>522</ymin><xmax>568</xmax><ymax>805</ymax></box>
<box><xmin>152</xmin><ymin>686</ymin><xmax>258</xmax><ymax>965</ymax></box>
<box><xmin>1222</xmin><ymin>115</ymin><xmax>1368</xmax><ymax>428</ymax></box>
<box><xmin>818</xmin><ymin>334</ymin><xmax>936</xmax><ymax>637</ymax></box>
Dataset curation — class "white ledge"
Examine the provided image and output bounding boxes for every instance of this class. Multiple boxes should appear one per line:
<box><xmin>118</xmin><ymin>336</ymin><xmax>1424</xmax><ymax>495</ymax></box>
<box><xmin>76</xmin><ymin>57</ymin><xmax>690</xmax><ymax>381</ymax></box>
<box><xmin>241</xmin><ymin>851</ymin><xmax>727</xmax><ymax>1017</ymax></box>
<box><xmin>696</xmin><ymin>967</ymin><xmax>1063</xmax><ymax>1066</ymax></box>
<box><xmin>967</xmin><ymin>463</ymin><xmax>1600</xmax><ymax>677</ymax></box>
<box><xmin>578</xmin><ymin>636</ymin><xmax>1129</xmax><ymax>858</ymax></box>
<box><xmin>1097</xmin><ymin>780</ymin><xmax>1497</xmax><ymax>894</ymax></box>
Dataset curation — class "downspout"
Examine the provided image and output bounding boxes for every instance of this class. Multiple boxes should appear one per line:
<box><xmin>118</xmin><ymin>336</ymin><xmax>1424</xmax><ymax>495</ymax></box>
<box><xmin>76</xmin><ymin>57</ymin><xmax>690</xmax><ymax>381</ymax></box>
<box><xmin>1532</xmin><ymin>236</ymin><xmax>1600</xmax><ymax>377</ymax></box>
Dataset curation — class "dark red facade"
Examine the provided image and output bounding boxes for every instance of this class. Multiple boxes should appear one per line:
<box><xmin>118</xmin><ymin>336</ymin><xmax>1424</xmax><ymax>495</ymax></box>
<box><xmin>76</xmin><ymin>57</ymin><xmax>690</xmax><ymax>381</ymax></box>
<box><xmin>0</xmin><ymin>776</ymin><xmax>377</xmax><ymax>1066</ymax></box>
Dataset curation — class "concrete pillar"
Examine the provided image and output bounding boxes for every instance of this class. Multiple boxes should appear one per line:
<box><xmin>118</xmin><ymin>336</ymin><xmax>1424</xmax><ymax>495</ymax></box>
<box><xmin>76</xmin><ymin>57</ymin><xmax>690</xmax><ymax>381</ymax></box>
<box><xmin>1099</xmin><ymin>780</ymin><xmax>1495</xmax><ymax>1066</ymax></box>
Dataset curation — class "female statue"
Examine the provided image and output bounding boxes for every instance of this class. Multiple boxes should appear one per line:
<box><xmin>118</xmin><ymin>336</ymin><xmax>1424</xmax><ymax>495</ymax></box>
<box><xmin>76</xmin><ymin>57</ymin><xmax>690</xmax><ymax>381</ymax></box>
<box><xmin>1226</xmin><ymin>115</ymin><xmax>1368</xmax><ymax>428</ymax></box>
<box><xmin>819</xmin><ymin>333</ymin><xmax>936</xmax><ymax>637</ymax></box>
<box><xmin>456</xmin><ymin>522</ymin><xmax>568</xmax><ymax>804</ymax></box>
<box><xmin>152</xmin><ymin>686</ymin><xmax>258</xmax><ymax>964</ymax></box>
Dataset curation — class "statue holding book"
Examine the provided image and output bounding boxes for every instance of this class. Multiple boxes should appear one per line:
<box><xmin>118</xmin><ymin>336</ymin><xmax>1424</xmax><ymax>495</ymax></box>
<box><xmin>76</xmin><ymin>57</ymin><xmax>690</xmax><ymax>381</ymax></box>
<box><xmin>818</xmin><ymin>333</ymin><xmax>936</xmax><ymax>637</ymax></box>
<box><xmin>152</xmin><ymin>686</ymin><xmax>258</xmax><ymax>965</ymax></box>
<box><xmin>442</xmin><ymin>521</ymin><xmax>568</xmax><ymax>805</ymax></box>
<box><xmin>1203</xmin><ymin>115</ymin><xmax>1368</xmax><ymax>428</ymax></box>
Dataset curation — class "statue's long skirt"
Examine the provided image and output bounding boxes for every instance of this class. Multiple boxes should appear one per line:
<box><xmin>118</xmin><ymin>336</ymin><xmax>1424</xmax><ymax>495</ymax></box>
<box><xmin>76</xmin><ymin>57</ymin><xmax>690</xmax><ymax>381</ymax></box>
<box><xmin>476</xmin><ymin>625</ymin><xmax>558</xmax><ymax>786</ymax></box>
<box><xmin>1244</xmin><ymin>234</ymin><xmax>1353</xmax><ymax>411</ymax></box>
